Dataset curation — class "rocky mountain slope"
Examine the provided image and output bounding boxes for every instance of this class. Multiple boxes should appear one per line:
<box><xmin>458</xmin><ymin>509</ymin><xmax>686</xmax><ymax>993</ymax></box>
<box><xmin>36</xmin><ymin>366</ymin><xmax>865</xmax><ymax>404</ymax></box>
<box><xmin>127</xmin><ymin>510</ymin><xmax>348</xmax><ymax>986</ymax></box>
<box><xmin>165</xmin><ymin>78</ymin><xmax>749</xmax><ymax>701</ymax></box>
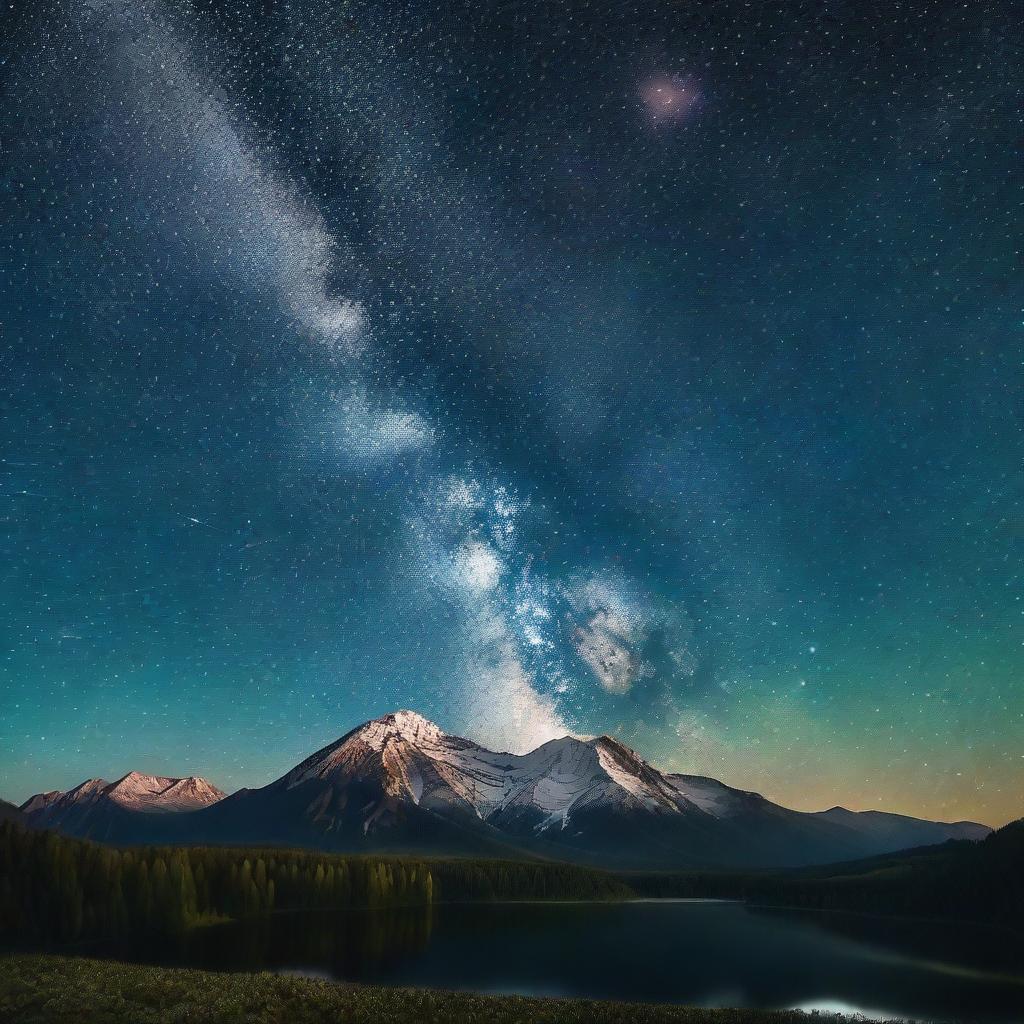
<box><xmin>20</xmin><ymin>712</ymin><xmax>989</xmax><ymax>868</ymax></box>
<box><xmin>21</xmin><ymin>772</ymin><xmax>225</xmax><ymax>841</ymax></box>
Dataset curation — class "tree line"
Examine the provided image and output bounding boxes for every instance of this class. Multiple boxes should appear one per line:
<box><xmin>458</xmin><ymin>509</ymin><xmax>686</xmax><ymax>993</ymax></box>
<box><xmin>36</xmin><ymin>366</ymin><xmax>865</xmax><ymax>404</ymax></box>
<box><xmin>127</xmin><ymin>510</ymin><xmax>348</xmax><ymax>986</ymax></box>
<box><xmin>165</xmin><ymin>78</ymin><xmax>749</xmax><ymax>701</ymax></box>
<box><xmin>628</xmin><ymin>818</ymin><xmax>1024</xmax><ymax>927</ymax></box>
<box><xmin>0</xmin><ymin>822</ymin><xmax>629</xmax><ymax>945</ymax></box>
<box><xmin>740</xmin><ymin>819</ymin><xmax>1024</xmax><ymax>925</ymax></box>
<box><xmin>429</xmin><ymin>856</ymin><xmax>630</xmax><ymax>903</ymax></box>
<box><xmin>7</xmin><ymin>816</ymin><xmax>1014</xmax><ymax>948</ymax></box>
<box><xmin>0</xmin><ymin>822</ymin><xmax>432</xmax><ymax>943</ymax></box>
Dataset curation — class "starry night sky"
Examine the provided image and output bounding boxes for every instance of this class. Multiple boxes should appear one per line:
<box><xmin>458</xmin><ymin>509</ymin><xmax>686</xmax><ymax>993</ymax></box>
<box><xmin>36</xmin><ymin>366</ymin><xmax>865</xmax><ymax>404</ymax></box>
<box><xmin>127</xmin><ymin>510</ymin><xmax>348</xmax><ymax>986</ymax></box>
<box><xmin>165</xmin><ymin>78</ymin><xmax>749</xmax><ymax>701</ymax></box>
<box><xmin>1</xmin><ymin>0</ymin><xmax>1021</xmax><ymax>825</ymax></box>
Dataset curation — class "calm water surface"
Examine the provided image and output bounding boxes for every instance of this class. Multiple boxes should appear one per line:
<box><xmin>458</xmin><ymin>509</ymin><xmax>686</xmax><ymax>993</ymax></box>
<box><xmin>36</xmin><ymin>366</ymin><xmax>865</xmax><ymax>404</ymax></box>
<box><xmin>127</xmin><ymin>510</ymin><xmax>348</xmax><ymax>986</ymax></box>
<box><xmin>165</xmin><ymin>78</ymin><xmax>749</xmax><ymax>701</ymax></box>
<box><xmin>113</xmin><ymin>901</ymin><xmax>1024</xmax><ymax>1022</ymax></box>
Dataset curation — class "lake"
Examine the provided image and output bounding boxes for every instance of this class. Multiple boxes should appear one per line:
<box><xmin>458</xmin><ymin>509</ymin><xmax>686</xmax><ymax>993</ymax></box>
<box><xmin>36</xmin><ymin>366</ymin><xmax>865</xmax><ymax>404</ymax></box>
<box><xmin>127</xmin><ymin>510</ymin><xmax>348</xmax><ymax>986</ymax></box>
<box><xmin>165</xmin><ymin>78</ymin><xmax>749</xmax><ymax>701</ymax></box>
<box><xmin>108</xmin><ymin>901</ymin><xmax>1024</xmax><ymax>1022</ymax></box>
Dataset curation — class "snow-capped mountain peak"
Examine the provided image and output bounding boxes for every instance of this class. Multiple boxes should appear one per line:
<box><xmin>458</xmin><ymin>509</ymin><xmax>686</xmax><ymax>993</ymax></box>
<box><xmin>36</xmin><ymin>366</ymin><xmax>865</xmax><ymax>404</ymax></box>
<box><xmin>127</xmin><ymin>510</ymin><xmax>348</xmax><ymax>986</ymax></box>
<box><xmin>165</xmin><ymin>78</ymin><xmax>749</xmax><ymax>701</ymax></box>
<box><xmin>272</xmin><ymin>716</ymin><xmax>693</xmax><ymax>835</ymax></box>
<box><xmin>588</xmin><ymin>735</ymin><xmax>685</xmax><ymax>811</ymax></box>
<box><xmin>63</xmin><ymin>778</ymin><xmax>111</xmax><ymax>803</ymax></box>
<box><xmin>276</xmin><ymin>715</ymin><xmax>703</xmax><ymax>834</ymax></box>
<box><xmin>160</xmin><ymin>776</ymin><xmax>225</xmax><ymax>805</ymax></box>
<box><xmin>106</xmin><ymin>771</ymin><xmax>180</xmax><ymax>808</ymax></box>
<box><xmin>105</xmin><ymin>772</ymin><xmax>226</xmax><ymax>812</ymax></box>
<box><xmin>18</xmin><ymin>712</ymin><xmax>992</xmax><ymax>869</ymax></box>
<box><xmin>281</xmin><ymin>711</ymin><xmax>451</xmax><ymax>792</ymax></box>
<box><xmin>20</xmin><ymin>771</ymin><xmax>226</xmax><ymax>826</ymax></box>
<box><xmin>356</xmin><ymin>710</ymin><xmax>444</xmax><ymax>751</ymax></box>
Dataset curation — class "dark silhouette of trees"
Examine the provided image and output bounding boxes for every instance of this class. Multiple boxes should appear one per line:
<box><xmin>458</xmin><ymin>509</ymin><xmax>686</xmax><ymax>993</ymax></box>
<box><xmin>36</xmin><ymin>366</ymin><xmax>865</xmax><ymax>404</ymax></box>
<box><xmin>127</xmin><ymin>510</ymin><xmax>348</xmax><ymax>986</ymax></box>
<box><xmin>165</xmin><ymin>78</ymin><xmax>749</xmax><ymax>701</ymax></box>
<box><xmin>5</xmin><ymin>817</ymin><xmax>1014</xmax><ymax>949</ymax></box>
<box><xmin>0</xmin><ymin>822</ymin><xmax>627</xmax><ymax>944</ymax></box>
<box><xmin>0</xmin><ymin>823</ymin><xmax>434</xmax><ymax>943</ymax></box>
<box><xmin>627</xmin><ymin>818</ymin><xmax>1024</xmax><ymax>927</ymax></box>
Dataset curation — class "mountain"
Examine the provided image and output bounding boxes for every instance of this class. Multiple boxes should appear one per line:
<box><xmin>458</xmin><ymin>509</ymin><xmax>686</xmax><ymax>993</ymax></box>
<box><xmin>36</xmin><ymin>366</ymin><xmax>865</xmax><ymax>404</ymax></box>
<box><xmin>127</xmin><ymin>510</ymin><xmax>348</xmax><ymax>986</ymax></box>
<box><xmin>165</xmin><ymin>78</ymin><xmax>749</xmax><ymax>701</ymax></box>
<box><xmin>0</xmin><ymin>799</ymin><xmax>28</xmax><ymax>826</ymax></box>
<box><xmin>741</xmin><ymin>817</ymin><xmax>1024</xmax><ymax>927</ymax></box>
<box><xmin>810</xmin><ymin>804</ymin><xmax>990</xmax><ymax>852</ymax></box>
<box><xmin>20</xmin><ymin>771</ymin><xmax>226</xmax><ymax>842</ymax></box>
<box><xmin>20</xmin><ymin>712</ymin><xmax>990</xmax><ymax>868</ymax></box>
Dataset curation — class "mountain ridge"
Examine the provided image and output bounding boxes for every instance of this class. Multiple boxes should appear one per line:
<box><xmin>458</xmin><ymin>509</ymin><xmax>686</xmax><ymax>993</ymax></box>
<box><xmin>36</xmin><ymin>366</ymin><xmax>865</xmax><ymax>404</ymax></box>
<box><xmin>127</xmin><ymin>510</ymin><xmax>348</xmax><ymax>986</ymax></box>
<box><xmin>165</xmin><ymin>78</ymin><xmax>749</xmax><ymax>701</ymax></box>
<box><xmin>21</xmin><ymin>771</ymin><xmax>226</xmax><ymax>840</ymax></box>
<box><xmin>18</xmin><ymin>711</ymin><xmax>990</xmax><ymax>869</ymax></box>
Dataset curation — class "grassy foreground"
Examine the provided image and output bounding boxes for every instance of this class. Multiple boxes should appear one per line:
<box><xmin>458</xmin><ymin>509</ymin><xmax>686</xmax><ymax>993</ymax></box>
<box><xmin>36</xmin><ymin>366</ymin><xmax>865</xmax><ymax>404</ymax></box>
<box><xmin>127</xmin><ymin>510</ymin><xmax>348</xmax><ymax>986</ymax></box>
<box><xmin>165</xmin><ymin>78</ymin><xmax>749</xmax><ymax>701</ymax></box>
<box><xmin>0</xmin><ymin>954</ymin><xmax>878</xmax><ymax>1024</ymax></box>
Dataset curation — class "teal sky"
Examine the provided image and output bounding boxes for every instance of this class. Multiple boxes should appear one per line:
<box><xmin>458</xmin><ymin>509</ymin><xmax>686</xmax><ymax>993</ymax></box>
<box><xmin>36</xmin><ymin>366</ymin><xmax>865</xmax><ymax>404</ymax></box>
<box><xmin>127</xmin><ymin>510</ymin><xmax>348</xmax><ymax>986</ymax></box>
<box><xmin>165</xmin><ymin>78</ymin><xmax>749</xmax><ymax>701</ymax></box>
<box><xmin>1</xmin><ymin>0</ymin><xmax>1021</xmax><ymax>825</ymax></box>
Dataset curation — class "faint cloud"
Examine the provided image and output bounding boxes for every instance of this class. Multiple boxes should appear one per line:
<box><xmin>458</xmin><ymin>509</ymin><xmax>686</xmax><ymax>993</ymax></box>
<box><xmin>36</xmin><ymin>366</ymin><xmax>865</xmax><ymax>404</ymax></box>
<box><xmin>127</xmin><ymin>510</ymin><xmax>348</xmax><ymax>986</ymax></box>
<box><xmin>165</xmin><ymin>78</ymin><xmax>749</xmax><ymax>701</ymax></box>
<box><xmin>453</xmin><ymin>540</ymin><xmax>502</xmax><ymax>595</ymax></box>
<box><xmin>458</xmin><ymin>605</ymin><xmax>570</xmax><ymax>754</ymax></box>
<box><xmin>334</xmin><ymin>388</ymin><xmax>435</xmax><ymax>466</ymax></box>
<box><xmin>573</xmin><ymin>608</ymin><xmax>641</xmax><ymax>695</ymax></box>
<box><xmin>76</xmin><ymin>0</ymin><xmax>365</xmax><ymax>358</ymax></box>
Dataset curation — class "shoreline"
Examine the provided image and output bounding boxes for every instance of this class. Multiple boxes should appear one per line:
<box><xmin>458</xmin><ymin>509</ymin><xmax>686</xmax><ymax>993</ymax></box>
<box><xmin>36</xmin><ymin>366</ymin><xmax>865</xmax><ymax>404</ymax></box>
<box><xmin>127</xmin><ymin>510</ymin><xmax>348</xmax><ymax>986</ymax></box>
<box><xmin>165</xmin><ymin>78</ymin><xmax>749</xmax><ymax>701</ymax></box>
<box><xmin>0</xmin><ymin>953</ymin><xmax>900</xmax><ymax>1024</ymax></box>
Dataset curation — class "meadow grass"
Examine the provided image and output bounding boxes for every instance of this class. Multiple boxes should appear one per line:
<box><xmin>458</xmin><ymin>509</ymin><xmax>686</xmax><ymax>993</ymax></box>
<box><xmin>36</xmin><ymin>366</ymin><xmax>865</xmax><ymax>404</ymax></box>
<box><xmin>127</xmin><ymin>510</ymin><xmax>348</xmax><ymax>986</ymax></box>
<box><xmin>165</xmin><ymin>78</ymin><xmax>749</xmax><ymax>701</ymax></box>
<box><xmin>0</xmin><ymin>954</ymin><xmax>881</xmax><ymax>1024</ymax></box>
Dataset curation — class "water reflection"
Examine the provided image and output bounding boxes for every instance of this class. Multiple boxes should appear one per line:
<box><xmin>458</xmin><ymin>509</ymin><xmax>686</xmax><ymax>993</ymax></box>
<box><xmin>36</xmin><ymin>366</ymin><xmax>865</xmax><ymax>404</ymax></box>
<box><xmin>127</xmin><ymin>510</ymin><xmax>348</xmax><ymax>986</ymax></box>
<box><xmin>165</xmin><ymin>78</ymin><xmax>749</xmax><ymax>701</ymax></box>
<box><xmin>121</xmin><ymin>905</ymin><xmax>434</xmax><ymax>976</ymax></box>
<box><xmin>95</xmin><ymin>902</ymin><xmax>1024</xmax><ymax>1023</ymax></box>
<box><xmin>751</xmin><ymin>907</ymin><xmax>1024</xmax><ymax>981</ymax></box>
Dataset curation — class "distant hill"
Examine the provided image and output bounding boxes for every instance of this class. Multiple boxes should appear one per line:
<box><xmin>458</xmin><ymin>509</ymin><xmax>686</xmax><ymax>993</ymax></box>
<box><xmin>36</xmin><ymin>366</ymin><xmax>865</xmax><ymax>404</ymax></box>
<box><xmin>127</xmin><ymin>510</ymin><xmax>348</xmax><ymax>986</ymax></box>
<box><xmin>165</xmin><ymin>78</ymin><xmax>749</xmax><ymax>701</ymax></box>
<box><xmin>740</xmin><ymin>817</ymin><xmax>1024</xmax><ymax>925</ymax></box>
<box><xmin>20</xmin><ymin>710</ymin><xmax>991</xmax><ymax>870</ymax></box>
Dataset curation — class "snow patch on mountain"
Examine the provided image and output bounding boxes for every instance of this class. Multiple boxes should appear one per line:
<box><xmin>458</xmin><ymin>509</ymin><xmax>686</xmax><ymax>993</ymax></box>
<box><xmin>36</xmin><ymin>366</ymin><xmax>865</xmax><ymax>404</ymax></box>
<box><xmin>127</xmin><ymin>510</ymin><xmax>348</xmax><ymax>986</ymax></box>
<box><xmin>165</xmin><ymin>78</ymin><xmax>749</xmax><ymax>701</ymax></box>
<box><xmin>359</xmin><ymin>710</ymin><xmax>444</xmax><ymax>751</ymax></box>
<box><xmin>666</xmin><ymin>774</ymin><xmax>761</xmax><ymax>818</ymax></box>
<box><xmin>20</xmin><ymin>712</ymin><xmax>993</xmax><ymax>869</ymax></box>
<box><xmin>276</xmin><ymin>713</ymin><xmax>709</xmax><ymax>837</ymax></box>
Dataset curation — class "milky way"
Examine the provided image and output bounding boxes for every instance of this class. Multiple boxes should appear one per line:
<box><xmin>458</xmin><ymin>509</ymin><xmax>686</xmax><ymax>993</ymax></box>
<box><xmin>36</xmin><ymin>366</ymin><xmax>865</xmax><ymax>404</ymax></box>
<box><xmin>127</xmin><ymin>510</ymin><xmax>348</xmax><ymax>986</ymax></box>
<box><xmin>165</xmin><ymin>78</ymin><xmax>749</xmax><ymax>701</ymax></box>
<box><xmin>0</xmin><ymin>0</ymin><xmax>1020</xmax><ymax>825</ymax></box>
